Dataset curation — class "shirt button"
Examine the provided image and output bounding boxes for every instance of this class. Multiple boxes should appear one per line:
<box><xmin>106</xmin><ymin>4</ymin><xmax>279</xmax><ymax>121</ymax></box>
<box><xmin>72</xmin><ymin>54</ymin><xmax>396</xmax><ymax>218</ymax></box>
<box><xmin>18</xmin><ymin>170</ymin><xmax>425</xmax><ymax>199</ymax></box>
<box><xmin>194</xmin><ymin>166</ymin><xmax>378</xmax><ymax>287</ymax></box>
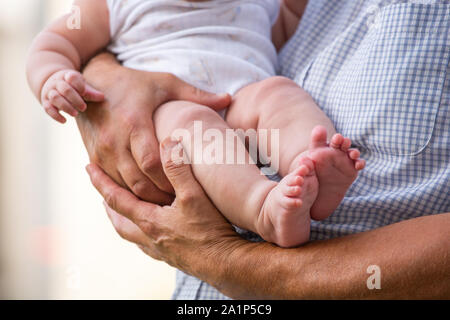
<box><xmin>366</xmin><ymin>4</ymin><xmax>381</xmax><ymax>30</ymax></box>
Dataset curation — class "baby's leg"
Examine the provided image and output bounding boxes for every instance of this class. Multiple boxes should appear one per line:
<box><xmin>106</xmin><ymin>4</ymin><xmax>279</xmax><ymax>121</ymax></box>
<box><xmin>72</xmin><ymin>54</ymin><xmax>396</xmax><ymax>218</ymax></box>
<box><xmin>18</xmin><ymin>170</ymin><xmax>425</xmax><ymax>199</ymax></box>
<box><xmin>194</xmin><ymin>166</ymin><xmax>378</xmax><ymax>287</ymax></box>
<box><xmin>155</xmin><ymin>101</ymin><xmax>313</xmax><ymax>246</ymax></box>
<box><xmin>227</xmin><ymin>77</ymin><xmax>364</xmax><ymax>223</ymax></box>
<box><xmin>227</xmin><ymin>77</ymin><xmax>336</xmax><ymax>175</ymax></box>
<box><xmin>154</xmin><ymin>101</ymin><xmax>299</xmax><ymax>237</ymax></box>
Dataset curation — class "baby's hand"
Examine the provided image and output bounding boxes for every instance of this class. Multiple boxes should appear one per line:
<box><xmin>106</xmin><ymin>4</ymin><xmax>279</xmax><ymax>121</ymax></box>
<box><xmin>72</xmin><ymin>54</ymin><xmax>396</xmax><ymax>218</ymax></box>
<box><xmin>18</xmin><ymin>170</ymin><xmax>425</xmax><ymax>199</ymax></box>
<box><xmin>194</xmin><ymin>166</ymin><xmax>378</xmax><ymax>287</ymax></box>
<box><xmin>41</xmin><ymin>70</ymin><xmax>105</xmax><ymax>123</ymax></box>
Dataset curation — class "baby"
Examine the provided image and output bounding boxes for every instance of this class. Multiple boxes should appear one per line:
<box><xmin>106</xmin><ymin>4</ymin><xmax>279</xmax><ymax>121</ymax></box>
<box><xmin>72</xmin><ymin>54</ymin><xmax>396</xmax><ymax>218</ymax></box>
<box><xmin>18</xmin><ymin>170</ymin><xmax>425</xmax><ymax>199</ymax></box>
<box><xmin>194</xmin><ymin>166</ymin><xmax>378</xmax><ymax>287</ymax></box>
<box><xmin>26</xmin><ymin>0</ymin><xmax>365</xmax><ymax>247</ymax></box>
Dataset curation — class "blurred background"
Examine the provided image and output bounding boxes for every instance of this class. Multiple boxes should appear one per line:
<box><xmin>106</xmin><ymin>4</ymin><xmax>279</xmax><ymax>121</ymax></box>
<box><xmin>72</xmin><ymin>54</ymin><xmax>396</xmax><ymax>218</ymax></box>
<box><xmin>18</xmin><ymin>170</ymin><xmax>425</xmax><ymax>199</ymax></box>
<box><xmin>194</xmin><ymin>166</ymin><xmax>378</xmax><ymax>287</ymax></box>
<box><xmin>0</xmin><ymin>0</ymin><xmax>175</xmax><ymax>299</ymax></box>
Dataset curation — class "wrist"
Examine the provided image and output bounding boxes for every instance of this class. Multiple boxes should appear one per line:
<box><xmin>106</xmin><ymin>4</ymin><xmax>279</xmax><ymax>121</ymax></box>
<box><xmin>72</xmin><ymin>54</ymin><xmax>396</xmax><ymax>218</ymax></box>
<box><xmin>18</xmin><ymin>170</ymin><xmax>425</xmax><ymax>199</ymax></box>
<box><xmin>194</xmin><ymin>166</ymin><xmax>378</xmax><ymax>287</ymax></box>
<box><xmin>191</xmin><ymin>233</ymin><xmax>254</xmax><ymax>297</ymax></box>
<box><xmin>192</xmin><ymin>234</ymin><xmax>306</xmax><ymax>300</ymax></box>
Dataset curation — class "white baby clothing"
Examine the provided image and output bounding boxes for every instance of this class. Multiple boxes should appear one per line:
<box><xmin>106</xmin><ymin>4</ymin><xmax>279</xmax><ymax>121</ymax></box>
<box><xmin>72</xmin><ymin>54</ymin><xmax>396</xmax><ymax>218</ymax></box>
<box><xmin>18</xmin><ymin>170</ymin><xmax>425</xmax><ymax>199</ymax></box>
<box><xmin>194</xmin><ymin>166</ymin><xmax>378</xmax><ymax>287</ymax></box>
<box><xmin>107</xmin><ymin>0</ymin><xmax>280</xmax><ymax>95</ymax></box>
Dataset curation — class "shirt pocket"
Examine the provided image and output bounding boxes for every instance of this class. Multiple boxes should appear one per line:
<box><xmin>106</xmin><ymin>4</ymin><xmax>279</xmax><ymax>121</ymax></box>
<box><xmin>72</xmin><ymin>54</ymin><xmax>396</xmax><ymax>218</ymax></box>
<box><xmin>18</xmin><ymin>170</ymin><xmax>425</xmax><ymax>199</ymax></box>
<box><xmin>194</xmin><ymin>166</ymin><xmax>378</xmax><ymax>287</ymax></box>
<box><xmin>326</xmin><ymin>3</ymin><xmax>450</xmax><ymax>156</ymax></box>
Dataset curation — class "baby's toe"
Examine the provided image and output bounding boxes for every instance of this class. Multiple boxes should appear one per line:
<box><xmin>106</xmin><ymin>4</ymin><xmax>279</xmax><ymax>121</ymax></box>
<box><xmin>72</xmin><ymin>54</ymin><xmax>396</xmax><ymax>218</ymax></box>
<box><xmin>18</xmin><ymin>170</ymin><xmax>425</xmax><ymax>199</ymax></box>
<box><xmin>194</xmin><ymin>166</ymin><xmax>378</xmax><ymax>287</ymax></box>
<box><xmin>297</xmin><ymin>157</ymin><xmax>315</xmax><ymax>173</ymax></box>
<box><xmin>355</xmin><ymin>159</ymin><xmax>366</xmax><ymax>171</ymax></box>
<box><xmin>310</xmin><ymin>126</ymin><xmax>328</xmax><ymax>149</ymax></box>
<box><xmin>283</xmin><ymin>185</ymin><xmax>302</xmax><ymax>197</ymax></box>
<box><xmin>286</xmin><ymin>175</ymin><xmax>304</xmax><ymax>187</ymax></box>
<box><xmin>330</xmin><ymin>134</ymin><xmax>344</xmax><ymax>149</ymax></box>
<box><xmin>282</xmin><ymin>197</ymin><xmax>302</xmax><ymax>209</ymax></box>
<box><xmin>294</xmin><ymin>165</ymin><xmax>310</xmax><ymax>178</ymax></box>
<box><xmin>341</xmin><ymin>138</ymin><xmax>352</xmax><ymax>152</ymax></box>
<box><xmin>348</xmin><ymin>149</ymin><xmax>360</xmax><ymax>160</ymax></box>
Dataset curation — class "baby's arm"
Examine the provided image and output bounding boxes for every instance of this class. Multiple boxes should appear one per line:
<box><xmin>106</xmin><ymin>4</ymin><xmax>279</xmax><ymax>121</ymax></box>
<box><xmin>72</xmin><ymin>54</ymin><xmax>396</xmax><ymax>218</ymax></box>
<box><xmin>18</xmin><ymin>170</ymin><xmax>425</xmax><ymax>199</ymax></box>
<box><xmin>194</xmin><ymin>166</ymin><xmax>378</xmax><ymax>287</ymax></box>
<box><xmin>26</xmin><ymin>0</ymin><xmax>110</xmax><ymax>123</ymax></box>
<box><xmin>272</xmin><ymin>0</ymin><xmax>308</xmax><ymax>51</ymax></box>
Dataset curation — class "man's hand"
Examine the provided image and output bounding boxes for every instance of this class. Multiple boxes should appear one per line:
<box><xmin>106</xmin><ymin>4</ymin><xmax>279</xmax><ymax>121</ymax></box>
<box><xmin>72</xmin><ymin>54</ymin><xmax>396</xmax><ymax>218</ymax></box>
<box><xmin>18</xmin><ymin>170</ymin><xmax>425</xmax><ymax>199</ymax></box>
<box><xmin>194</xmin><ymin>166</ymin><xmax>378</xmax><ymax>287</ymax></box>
<box><xmin>86</xmin><ymin>138</ymin><xmax>239</xmax><ymax>276</ymax></box>
<box><xmin>78</xmin><ymin>53</ymin><xmax>231</xmax><ymax>204</ymax></box>
<box><xmin>87</xmin><ymin>137</ymin><xmax>450</xmax><ymax>299</ymax></box>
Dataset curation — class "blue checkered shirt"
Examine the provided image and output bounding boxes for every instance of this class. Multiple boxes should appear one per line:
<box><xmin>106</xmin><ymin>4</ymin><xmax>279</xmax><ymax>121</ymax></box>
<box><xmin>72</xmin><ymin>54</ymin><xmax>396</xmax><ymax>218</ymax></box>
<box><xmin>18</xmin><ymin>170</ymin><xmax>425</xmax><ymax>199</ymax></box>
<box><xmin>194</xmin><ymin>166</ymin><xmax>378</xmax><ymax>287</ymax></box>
<box><xmin>172</xmin><ymin>0</ymin><xmax>450</xmax><ymax>300</ymax></box>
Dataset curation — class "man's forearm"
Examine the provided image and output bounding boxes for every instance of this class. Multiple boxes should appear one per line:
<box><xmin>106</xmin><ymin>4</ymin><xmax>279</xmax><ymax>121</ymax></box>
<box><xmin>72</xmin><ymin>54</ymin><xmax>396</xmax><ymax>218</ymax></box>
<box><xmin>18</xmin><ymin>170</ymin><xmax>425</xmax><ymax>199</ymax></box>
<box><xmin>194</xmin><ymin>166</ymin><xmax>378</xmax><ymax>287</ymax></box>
<box><xmin>201</xmin><ymin>212</ymin><xmax>450</xmax><ymax>299</ymax></box>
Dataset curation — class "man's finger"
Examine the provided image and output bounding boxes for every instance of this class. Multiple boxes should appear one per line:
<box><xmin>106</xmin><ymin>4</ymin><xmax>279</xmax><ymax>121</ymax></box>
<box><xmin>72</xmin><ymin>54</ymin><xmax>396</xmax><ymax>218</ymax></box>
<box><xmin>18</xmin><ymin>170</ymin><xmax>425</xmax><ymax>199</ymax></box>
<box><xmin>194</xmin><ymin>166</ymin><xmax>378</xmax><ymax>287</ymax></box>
<box><xmin>104</xmin><ymin>202</ymin><xmax>151</xmax><ymax>247</ymax></box>
<box><xmin>91</xmin><ymin>158</ymin><xmax>128</xmax><ymax>189</ymax></box>
<box><xmin>118</xmin><ymin>153</ymin><xmax>174</xmax><ymax>204</ymax></box>
<box><xmin>170</xmin><ymin>78</ymin><xmax>231</xmax><ymax>111</ymax></box>
<box><xmin>83</xmin><ymin>83</ymin><xmax>105</xmax><ymax>102</ymax></box>
<box><xmin>130</xmin><ymin>128</ymin><xmax>175</xmax><ymax>194</ymax></box>
<box><xmin>159</xmin><ymin>138</ymin><xmax>204</xmax><ymax>203</ymax></box>
<box><xmin>86</xmin><ymin>164</ymin><xmax>160</xmax><ymax>224</ymax></box>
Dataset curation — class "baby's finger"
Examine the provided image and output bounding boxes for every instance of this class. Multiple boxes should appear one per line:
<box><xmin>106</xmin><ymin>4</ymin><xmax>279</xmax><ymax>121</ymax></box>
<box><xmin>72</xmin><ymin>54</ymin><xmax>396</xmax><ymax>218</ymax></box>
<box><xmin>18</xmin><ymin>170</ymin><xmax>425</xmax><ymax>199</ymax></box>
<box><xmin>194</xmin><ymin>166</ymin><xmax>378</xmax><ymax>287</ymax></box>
<box><xmin>48</xmin><ymin>89</ymin><xmax>78</xmax><ymax>117</ymax></box>
<box><xmin>43</xmin><ymin>101</ymin><xmax>66</xmax><ymax>124</ymax></box>
<box><xmin>64</xmin><ymin>71</ymin><xmax>104</xmax><ymax>102</ymax></box>
<box><xmin>56</xmin><ymin>81</ymin><xmax>86</xmax><ymax>112</ymax></box>
<box><xmin>64</xmin><ymin>71</ymin><xmax>85</xmax><ymax>93</ymax></box>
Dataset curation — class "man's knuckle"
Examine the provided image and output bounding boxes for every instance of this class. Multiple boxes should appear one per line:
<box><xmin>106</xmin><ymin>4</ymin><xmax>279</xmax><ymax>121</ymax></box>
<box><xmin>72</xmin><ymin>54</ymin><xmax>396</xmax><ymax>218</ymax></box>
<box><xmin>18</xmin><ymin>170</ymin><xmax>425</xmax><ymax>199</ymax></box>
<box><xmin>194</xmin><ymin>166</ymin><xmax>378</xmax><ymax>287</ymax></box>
<box><xmin>141</xmin><ymin>154</ymin><xmax>160</xmax><ymax>173</ymax></box>
<box><xmin>179</xmin><ymin>190</ymin><xmax>195</xmax><ymax>205</ymax></box>
<box><xmin>138</xmin><ymin>215</ymin><xmax>160</xmax><ymax>238</ymax></box>
<box><xmin>153</xmin><ymin>234</ymin><xmax>169</xmax><ymax>249</ymax></box>
<box><xmin>139</xmin><ymin>221</ymin><xmax>154</xmax><ymax>236</ymax></box>
<box><xmin>104</xmin><ymin>188</ymin><xmax>118</xmax><ymax>209</ymax></box>
<box><xmin>131</xmin><ymin>180</ymin><xmax>150</xmax><ymax>197</ymax></box>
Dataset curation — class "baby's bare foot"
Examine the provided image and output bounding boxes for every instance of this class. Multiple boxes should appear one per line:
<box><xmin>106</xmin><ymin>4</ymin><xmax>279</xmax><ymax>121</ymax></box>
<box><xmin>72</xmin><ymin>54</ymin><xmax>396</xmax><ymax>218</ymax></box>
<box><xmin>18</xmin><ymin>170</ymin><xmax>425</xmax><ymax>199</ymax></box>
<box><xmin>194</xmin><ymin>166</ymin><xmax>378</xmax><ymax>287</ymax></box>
<box><xmin>257</xmin><ymin>158</ymin><xmax>318</xmax><ymax>247</ymax></box>
<box><xmin>304</xmin><ymin>126</ymin><xmax>365</xmax><ymax>221</ymax></box>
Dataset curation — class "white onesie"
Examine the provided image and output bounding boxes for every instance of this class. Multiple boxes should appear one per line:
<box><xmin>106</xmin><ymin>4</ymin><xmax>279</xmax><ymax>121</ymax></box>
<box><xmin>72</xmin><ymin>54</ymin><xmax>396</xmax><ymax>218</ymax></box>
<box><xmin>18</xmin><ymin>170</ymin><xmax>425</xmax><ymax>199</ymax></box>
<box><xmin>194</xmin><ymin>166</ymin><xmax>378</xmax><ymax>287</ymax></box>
<box><xmin>107</xmin><ymin>0</ymin><xmax>280</xmax><ymax>96</ymax></box>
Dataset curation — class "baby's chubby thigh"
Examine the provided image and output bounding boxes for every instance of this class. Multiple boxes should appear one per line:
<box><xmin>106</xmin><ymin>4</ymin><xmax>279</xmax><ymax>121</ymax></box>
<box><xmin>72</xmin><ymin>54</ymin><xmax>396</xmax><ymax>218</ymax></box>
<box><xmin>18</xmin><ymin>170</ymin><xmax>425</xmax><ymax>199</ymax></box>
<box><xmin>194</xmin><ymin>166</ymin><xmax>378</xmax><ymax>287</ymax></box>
<box><xmin>226</xmin><ymin>76</ymin><xmax>313</xmax><ymax>130</ymax></box>
<box><xmin>227</xmin><ymin>76</ymin><xmax>336</xmax><ymax>176</ymax></box>
<box><xmin>153</xmin><ymin>100</ymin><xmax>230</xmax><ymax>161</ymax></box>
